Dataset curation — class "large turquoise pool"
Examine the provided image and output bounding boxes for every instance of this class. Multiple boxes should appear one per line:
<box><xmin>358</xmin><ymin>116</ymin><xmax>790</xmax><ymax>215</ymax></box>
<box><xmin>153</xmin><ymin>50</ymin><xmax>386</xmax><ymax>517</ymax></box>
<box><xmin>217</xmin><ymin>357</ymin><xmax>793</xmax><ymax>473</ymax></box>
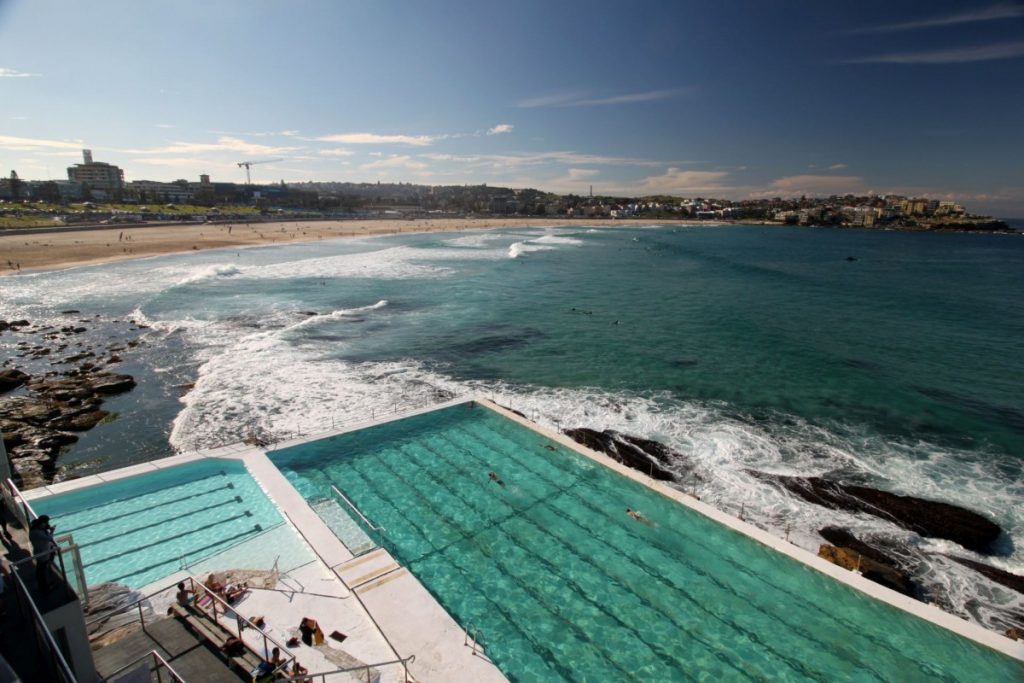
<box><xmin>32</xmin><ymin>458</ymin><xmax>308</xmax><ymax>589</ymax></box>
<box><xmin>271</xmin><ymin>403</ymin><xmax>1023</xmax><ymax>681</ymax></box>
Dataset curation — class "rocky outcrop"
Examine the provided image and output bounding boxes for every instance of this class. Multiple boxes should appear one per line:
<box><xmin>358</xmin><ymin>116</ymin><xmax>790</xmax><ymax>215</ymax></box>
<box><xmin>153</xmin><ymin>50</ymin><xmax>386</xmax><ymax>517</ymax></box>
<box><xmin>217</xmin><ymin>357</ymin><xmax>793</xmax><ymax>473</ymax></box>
<box><xmin>818</xmin><ymin>527</ymin><xmax>918</xmax><ymax>597</ymax></box>
<box><xmin>817</xmin><ymin>545</ymin><xmax>919</xmax><ymax>597</ymax></box>
<box><xmin>0</xmin><ymin>369</ymin><xmax>29</xmax><ymax>393</ymax></box>
<box><xmin>749</xmin><ymin>471</ymin><xmax>1002</xmax><ymax>554</ymax></box>
<box><xmin>563</xmin><ymin>428</ymin><xmax>688</xmax><ymax>481</ymax></box>
<box><xmin>941</xmin><ymin>555</ymin><xmax>1024</xmax><ymax>596</ymax></box>
<box><xmin>0</xmin><ymin>318</ymin><xmax>140</xmax><ymax>488</ymax></box>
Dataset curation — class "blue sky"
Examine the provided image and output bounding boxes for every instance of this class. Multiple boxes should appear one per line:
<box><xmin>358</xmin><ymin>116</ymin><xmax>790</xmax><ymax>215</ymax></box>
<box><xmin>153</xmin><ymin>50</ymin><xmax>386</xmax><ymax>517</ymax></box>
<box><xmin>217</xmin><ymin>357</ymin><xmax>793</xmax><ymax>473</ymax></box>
<box><xmin>1</xmin><ymin>0</ymin><xmax>1022</xmax><ymax>215</ymax></box>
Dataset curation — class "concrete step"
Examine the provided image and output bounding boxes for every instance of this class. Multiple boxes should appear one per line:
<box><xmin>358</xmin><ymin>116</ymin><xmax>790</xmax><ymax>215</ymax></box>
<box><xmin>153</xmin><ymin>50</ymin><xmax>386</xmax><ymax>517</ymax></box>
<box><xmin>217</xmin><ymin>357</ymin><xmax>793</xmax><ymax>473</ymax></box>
<box><xmin>311</xmin><ymin>498</ymin><xmax>377</xmax><ymax>556</ymax></box>
<box><xmin>333</xmin><ymin>548</ymin><xmax>402</xmax><ymax>588</ymax></box>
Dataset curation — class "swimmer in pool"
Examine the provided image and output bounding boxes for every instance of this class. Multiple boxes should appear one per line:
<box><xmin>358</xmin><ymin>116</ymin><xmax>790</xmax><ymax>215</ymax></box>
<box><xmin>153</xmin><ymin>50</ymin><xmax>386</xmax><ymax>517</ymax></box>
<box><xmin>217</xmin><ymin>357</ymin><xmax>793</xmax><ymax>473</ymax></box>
<box><xmin>626</xmin><ymin>508</ymin><xmax>654</xmax><ymax>526</ymax></box>
<box><xmin>488</xmin><ymin>471</ymin><xmax>505</xmax><ymax>487</ymax></box>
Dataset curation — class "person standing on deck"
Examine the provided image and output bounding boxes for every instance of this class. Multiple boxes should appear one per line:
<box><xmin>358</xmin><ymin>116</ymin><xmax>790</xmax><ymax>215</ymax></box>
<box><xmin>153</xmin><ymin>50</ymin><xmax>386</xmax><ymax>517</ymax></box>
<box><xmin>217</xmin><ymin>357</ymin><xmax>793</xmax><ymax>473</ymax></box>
<box><xmin>29</xmin><ymin>516</ymin><xmax>57</xmax><ymax>592</ymax></box>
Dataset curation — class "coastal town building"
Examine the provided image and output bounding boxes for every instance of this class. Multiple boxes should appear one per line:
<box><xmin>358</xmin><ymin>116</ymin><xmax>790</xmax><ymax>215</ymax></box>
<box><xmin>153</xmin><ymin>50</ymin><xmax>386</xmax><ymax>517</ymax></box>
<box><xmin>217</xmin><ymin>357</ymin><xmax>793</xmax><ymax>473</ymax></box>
<box><xmin>66</xmin><ymin>149</ymin><xmax>124</xmax><ymax>197</ymax></box>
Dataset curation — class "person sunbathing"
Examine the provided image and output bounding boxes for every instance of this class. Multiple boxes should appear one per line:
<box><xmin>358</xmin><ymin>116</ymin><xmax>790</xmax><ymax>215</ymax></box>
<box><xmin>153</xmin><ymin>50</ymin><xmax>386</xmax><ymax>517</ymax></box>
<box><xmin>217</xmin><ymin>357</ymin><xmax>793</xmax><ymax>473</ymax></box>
<box><xmin>224</xmin><ymin>581</ymin><xmax>250</xmax><ymax>604</ymax></box>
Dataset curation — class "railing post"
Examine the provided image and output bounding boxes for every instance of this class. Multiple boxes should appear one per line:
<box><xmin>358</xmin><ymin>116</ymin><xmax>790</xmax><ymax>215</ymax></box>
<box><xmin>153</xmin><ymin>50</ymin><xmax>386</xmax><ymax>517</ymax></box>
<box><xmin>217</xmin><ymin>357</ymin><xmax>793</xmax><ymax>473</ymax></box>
<box><xmin>139</xmin><ymin>601</ymin><xmax>146</xmax><ymax>634</ymax></box>
<box><xmin>153</xmin><ymin>651</ymin><xmax>163</xmax><ymax>683</ymax></box>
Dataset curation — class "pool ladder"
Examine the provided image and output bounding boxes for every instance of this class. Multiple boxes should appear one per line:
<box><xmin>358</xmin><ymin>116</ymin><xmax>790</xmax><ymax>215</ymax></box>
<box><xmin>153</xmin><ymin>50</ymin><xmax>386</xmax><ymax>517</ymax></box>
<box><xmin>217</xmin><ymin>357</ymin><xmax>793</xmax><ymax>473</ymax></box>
<box><xmin>464</xmin><ymin>623</ymin><xmax>485</xmax><ymax>656</ymax></box>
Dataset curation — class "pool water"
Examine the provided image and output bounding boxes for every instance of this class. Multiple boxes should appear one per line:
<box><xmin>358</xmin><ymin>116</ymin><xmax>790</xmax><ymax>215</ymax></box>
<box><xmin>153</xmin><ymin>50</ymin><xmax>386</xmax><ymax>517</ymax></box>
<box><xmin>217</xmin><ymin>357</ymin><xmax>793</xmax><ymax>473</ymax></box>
<box><xmin>33</xmin><ymin>458</ymin><xmax>297</xmax><ymax>589</ymax></box>
<box><xmin>271</xmin><ymin>403</ymin><xmax>1023</xmax><ymax>681</ymax></box>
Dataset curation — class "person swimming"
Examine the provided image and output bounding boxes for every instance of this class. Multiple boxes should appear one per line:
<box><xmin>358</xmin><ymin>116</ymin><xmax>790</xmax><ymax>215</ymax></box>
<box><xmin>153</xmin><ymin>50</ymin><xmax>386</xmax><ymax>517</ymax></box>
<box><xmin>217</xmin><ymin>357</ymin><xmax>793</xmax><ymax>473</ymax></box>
<box><xmin>626</xmin><ymin>508</ymin><xmax>654</xmax><ymax>526</ymax></box>
<box><xmin>488</xmin><ymin>471</ymin><xmax>505</xmax><ymax>487</ymax></box>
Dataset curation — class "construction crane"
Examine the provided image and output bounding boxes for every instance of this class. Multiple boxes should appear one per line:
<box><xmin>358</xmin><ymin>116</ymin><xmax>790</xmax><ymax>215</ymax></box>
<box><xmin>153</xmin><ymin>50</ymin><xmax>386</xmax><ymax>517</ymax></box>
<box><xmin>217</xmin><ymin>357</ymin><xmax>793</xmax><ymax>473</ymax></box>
<box><xmin>237</xmin><ymin>158</ymin><xmax>282</xmax><ymax>184</ymax></box>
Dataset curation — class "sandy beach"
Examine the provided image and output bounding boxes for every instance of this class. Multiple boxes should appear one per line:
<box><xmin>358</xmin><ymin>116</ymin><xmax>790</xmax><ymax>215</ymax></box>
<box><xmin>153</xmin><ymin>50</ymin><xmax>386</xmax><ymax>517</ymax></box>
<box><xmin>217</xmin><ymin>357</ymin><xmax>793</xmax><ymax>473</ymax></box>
<box><xmin>0</xmin><ymin>217</ymin><xmax>694</xmax><ymax>275</ymax></box>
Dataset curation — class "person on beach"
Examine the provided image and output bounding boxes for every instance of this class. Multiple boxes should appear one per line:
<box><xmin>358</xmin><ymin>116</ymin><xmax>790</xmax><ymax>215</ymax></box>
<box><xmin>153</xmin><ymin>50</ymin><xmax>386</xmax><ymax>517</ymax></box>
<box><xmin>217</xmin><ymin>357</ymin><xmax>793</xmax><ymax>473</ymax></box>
<box><xmin>488</xmin><ymin>471</ymin><xmax>505</xmax><ymax>487</ymax></box>
<box><xmin>29</xmin><ymin>516</ymin><xmax>57</xmax><ymax>592</ymax></box>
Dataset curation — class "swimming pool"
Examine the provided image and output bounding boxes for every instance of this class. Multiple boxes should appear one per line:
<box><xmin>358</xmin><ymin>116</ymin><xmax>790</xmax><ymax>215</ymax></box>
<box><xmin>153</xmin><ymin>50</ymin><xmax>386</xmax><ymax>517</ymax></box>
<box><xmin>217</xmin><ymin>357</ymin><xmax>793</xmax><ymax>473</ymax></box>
<box><xmin>271</xmin><ymin>403</ymin><xmax>1023</xmax><ymax>681</ymax></box>
<box><xmin>32</xmin><ymin>458</ymin><xmax>311</xmax><ymax>590</ymax></box>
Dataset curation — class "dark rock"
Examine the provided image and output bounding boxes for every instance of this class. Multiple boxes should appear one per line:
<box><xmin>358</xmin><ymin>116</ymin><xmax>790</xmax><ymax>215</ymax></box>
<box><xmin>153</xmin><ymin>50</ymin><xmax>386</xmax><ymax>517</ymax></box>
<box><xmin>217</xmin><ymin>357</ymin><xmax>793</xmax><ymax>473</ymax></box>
<box><xmin>564</xmin><ymin>427</ymin><xmax>683</xmax><ymax>481</ymax></box>
<box><xmin>818</xmin><ymin>527</ymin><xmax>918</xmax><ymax>597</ymax></box>
<box><xmin>0</xmin><ymin>321</ymin><xmax>8</xmax><ymax>331</ymax></box>
<box><xmin>61</xmin><ymin>310</ymin><xmax>80</xmax><ymax>315</ymax></box>
<box><xmin>942</xmin><ymin>555</ymin><xmax>1024</xmax><ymax>595</ymax></box>
<box><xmin>298</xmin><ymin>311</ymin><xmax>318</xmax><ymax>316</ymax></box>
<box><xmin>0</xmin><ymin>368</ymin><xmax>29</xmax><ymax>393</ymax></box>
<box><xmin>63</xmin><ymin>351</ymin><xmax>94</xmax><ymax>363</ymax></box>
<box><xmin>750</xmin><ymin>472</ymin><xmax>1002</xmax><ymax>554</ymax></box>
<box><xmin>106</xmin><ymin>355</ymin><xmax>122</xmax><ymax>365</ymax></box>
<box><xmin>9</xmin><ymin>320</ymin><xmax>30</xmax><ymax>328</ymax></box>
<box><xmin>47</xmin><ymin>409</ymin><xmax>109</xmax><ymax>431</ymax></box>
<box><xmin>817</xmin><ymin>544</ymin><xmax>917</xmax><ymax>597</ymax></box>
<box><xmin>89</xmin><ymin>373</ymin><xmax>136</xmax><ymax>395</ymax></box>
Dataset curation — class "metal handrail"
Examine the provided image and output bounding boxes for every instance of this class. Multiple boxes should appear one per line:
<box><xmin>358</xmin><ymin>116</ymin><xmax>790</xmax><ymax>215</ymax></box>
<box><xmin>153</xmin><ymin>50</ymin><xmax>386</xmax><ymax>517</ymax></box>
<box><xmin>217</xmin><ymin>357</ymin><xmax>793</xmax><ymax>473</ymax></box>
<box><xmin>8</xmin><ymin>560</ymin><xmax>78</xmax><ymax>682</ymax></box>
<box><xmin>279</xmin><ymin>654</ymin><xmax>416</xmax><ymax>682</ymax></box>
<box><xmin>464</xmin><ymin>622</ymin><xmax>485</xmax><ymax>656</ymax></box>
<box><xmin>99</xmin><ymin>649</ymin><xmax>185</xmax><ymax>683</ymax></box>
<box><xmin>84</xmin><ymin>574</ymin><xmax>182</xmax><ymax>629</ymax></box>
<box><xmin>184</xmin><ymin>574</ymin><xmax>297</xmax><ymax>671</ymax></box>
<box><xmin>6</xmin><ymin>476</ymin><xmax>38</xmax><ymax>526</ymax></box>
<box><xmin>330</xmin><ymin>485</ymin><xmax>385</xmax><ymax>533</ymax></box>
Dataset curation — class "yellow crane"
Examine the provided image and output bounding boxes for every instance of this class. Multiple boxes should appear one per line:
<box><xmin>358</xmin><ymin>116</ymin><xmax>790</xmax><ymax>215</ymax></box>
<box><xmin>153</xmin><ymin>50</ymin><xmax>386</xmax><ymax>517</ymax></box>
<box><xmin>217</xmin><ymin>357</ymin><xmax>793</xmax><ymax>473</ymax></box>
<box><xmin>237</xmin><ymin>158</ymin><xmax>282</xmax><ymax>184</ymax></box>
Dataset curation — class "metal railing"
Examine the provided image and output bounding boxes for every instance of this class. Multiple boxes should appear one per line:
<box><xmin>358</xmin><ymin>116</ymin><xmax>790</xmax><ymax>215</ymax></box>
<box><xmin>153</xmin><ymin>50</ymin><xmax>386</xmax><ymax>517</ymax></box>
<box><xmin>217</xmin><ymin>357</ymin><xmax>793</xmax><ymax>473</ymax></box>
<box><xmin>280</xmin><ymin>654</ymin><xmax>416</xmax><ymax>683</ymax></box>
<box><xmin>99</xmin><ymin>650</ymin><xmax>185</xmax><ymax>683</ymax></box>
<box><xmin>329</xmin><ymin>484</ymin><xmax>387</xmax><ymax>551</ymax></box>
<box><xmin>464</xmin><ymin>623</ymin><xmax>485</xmax><ymax>656</ymax></box>
<box><xmin>182</xmin><ymin>574</ymin><xmax>297</xmax><ymax>674</ymax></box>
<box><xmin>7</xmin><ymin>557</ymin><xmax>78</xmax><ymax>683</ymax></box>
<box><xmin>4</xmin><ymin>476</ymin><xmax>38</xmax><ymax>528</ymax></box>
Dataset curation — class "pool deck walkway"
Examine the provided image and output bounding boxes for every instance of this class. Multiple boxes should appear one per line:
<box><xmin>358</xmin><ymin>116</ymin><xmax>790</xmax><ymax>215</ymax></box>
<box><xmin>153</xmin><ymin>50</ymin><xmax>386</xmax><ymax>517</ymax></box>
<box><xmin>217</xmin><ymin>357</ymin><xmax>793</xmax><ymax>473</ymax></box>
<box><xmin>93</xmin><ymin>615</ymin><xmax>240</xmax><ymax>683</ymax></box>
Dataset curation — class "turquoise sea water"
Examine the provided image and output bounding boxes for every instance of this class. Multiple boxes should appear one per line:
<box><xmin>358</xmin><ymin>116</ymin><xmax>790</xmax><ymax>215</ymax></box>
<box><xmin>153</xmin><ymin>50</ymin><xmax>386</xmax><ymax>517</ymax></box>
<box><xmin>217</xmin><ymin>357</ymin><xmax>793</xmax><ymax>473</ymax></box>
<box><xmin>2</xmin><ymin>224</ymin><xmax>1022</xmax><ymax>630</ymax></box>
<box><xmin>271</xmin><ymin>403</ymin><xmax>1024</xmax><ymax>681</ymax></box>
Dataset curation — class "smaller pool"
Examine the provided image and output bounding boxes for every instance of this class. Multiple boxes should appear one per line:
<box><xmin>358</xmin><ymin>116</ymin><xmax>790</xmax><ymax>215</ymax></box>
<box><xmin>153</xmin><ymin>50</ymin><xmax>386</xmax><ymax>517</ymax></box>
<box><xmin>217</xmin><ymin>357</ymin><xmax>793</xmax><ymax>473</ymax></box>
<box><xmin>32</xmin><ymin>458</ymin><xmax>310</xmax><ymax>589</ymax></box>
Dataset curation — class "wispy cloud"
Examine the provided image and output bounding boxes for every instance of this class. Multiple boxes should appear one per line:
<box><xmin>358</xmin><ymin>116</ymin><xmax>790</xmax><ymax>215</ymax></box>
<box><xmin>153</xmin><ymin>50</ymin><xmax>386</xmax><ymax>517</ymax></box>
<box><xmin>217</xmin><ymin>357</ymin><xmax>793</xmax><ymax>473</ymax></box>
<box><xmin>420</xmin><ymin>150</ymin><xmax>696</xmax><ymax>169</ymax></box>
<box><xmin>154</xmin><ymin>124</ymin><xmax>175</xmax><ymax>129</ymax></box>
<box><xmin>125</xmin><ymin>136</ymin><xmax>296</xmax><ymax>156</ymax></box>
<box><xmin>848</xmin><ymin>3</ymin><xmax>1024</xmax><ymax>33</ymax></box>
<box><xmin>515</xmin><ymin>91</ymin><xmax>587</xmax><ymax>108</ymax></box>
<box><xmin>317</xmin><ymin>132</ymin><xmax>436</xmax><ymax>146</ymax></box>
<box><xmin>844</xmin><ymin>41</ymin><xmax>1024</xmax><ymax>64</ymax></box>
<box><xmin>517</xmin><ymin>88</ymin><xmax>690</xmax><ymax>108</ymax></box>
<box><xmin>633</xmin><ymin>168</ymin><xmax>733</xmax><ymax>195</ymax></box>
<box><xmin>487</xmin><ymin>123</ymin><xmax>514</xmax><ymax>135</ymax></box>
<box><xmin>749</xmin><ymin>174</ymin><xmax>867</xmax><ymax>198</ymax></box>
<box><xmin>0</xmin><ymin>134</ymin><xmax>82</xmax><ymax>151</ymax></box>
<box><xmin>361</xmin><ymin>155</ymin><xmax>429</xmax><ymax>171</ymax></box>
<box><xmin>828</xmin><ymin>163</ymin><xmax>848</xmax><ymax>170</ymax></box>
<box><xmin>318</xmin><ymin>148</ymin><xmax>354</xmax><ymax>157</ymax></box>
<box><xmin>0</xmin><ymin>67</ymin><xmax>39</xmax><ymax>78</ymax></box>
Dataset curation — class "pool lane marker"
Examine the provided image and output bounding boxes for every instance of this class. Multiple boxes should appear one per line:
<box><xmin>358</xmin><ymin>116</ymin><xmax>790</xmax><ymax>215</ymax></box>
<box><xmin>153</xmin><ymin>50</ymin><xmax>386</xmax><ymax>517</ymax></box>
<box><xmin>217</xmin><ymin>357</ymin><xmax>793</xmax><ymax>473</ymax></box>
<box><xmin>59</xmin><ymin>488</ymin><xmax>240</xmax><ymax>536</ymax></box>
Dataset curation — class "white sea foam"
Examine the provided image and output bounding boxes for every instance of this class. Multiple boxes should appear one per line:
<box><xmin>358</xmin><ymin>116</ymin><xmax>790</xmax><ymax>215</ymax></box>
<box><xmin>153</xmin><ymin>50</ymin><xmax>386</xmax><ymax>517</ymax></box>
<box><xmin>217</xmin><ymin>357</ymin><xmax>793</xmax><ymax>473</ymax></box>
<box><xmin>174</xmin><ymin>263</ymin><xmax>242</xmax><ymax>286</ymax></box>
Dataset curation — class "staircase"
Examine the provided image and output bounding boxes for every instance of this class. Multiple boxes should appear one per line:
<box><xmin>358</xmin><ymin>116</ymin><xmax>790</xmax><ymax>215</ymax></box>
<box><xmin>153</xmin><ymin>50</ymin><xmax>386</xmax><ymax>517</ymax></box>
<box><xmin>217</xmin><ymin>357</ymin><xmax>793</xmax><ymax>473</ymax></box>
<box><xmin>311</xmin><ymin>497</ymin><xmax>378</xmax><ymax>556</ymax></box>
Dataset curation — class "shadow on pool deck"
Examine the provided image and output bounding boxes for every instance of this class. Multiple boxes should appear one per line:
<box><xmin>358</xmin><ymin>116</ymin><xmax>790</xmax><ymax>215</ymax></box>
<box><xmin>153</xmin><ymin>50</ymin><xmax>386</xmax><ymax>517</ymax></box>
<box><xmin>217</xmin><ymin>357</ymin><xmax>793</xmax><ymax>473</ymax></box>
<box><xmin>93</xmin><ymin>615</ymin><xmax>244</xmax><ymax>682</ymax></box>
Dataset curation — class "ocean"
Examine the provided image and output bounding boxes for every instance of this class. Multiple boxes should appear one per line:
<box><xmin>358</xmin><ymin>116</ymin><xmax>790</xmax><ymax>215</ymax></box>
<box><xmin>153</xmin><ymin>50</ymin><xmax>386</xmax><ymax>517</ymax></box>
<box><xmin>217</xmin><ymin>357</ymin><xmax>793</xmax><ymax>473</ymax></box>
<box><xmin>2</xmin><ymin>223</ymin><xmax>1022</xmax><ymax>633</ymax></box>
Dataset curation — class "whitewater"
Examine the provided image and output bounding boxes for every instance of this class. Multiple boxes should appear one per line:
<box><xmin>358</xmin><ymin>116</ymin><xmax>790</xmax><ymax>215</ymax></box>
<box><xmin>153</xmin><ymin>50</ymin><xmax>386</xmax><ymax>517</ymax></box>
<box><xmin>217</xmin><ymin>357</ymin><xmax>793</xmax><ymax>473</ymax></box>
<box><xmin>2</xmin><ymin>223</ymin><xmax>1022</xmax><ymax>635</ymax></box>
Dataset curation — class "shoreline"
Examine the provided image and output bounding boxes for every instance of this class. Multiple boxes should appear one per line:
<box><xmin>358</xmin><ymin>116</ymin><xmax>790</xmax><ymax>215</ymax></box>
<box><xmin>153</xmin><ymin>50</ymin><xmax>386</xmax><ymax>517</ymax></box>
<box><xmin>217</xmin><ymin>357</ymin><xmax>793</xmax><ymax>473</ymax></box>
<box><xmin>0</xmin><ymin>217</ymin><xmax>696</xmax><ymax>276</ymax></box>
